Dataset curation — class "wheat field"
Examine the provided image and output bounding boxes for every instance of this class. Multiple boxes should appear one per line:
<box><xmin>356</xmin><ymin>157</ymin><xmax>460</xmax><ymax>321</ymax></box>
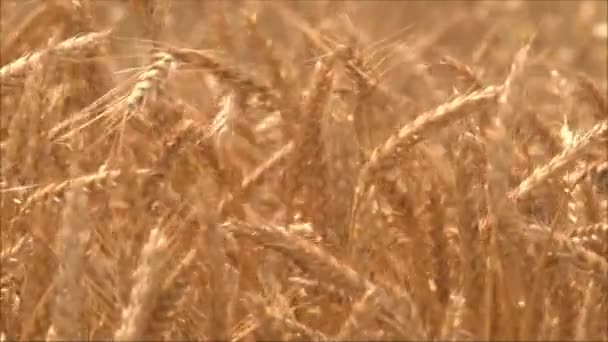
<box><xmin>0</xmin><ymin>0</ymin><xmax>607</xmax><ymax>341</ymax></box>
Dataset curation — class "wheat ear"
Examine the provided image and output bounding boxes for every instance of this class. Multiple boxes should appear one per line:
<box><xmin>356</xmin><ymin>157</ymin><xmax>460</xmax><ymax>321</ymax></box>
<box><xmin>114</xmin><ymin>227</ymin><xmax>169</xmax><ymax>341</ymax></box>
<box><xmin>46</xmin><ymin>174</ymin><xmax>90</xmax><ymax>341</ymax></box>
<box><xmin>511</xmin><ymin>120</ymin><xmax>607</xmax><ymax>200</ymax></box>
<box><xmin>0</xmin><ymin>30</ymin><xmax>111</xmax><ymax>81</ymax></box>
<box><xmin>349</xmin><ymin>85</ymin><xmax>500</xmax><ymax>245</ymax></box>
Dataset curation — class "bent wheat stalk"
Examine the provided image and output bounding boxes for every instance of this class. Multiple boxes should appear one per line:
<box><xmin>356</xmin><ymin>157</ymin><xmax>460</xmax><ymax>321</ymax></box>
<box><xmin>511</xmin><ymin>120</ymin><xmax>608</xmax><ymax>200</ymax></box>
<box><xmin>349</xmin><ymin>85</ymin><xmax>500</xmax><ymax>246</ymax></box>
<box><xmin>225</xmin><ymin>219</ymin><xmax>425</xmax><ymax>339</ymax></box>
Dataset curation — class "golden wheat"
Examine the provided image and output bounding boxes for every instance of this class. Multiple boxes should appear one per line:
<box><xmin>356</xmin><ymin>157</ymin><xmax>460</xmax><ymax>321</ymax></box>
<box><xmin>1</xmin><ymin>1</ymin><xmax>607</xmax><ymax>341</ymax></box>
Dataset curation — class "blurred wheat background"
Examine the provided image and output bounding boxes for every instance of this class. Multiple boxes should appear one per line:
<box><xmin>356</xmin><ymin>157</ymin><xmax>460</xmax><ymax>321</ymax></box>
<box><xmin>0</xmin><ymin>0</ymin><xmax>607</xmax><ymax>341</ymax></box>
